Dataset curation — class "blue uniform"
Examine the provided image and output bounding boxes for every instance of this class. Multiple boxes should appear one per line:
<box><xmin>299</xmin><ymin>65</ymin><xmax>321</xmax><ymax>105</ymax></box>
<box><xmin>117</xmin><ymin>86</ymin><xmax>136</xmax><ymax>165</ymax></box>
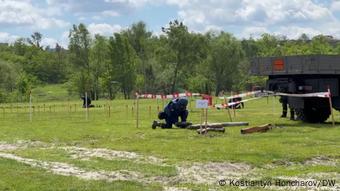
<box><xmin>160</xmin><ymin>98</ymin><xmax>188</xmax><ymax>128</ymax></box>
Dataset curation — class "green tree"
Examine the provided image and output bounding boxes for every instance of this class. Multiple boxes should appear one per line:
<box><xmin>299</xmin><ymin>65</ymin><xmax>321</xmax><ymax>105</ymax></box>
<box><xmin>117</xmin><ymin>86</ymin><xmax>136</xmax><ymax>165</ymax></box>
<box><xmin>162</xmin><ymin>20</ymin><xmax>207</xmax><ymax>93</ymax></box>
<box><xmin>89</xmin><ymin>34</ymin><xmax>109</xmax><ymax>99</ymax></box>
<box><xmin>257</xmin><ymin>33</ymin><xmax>283</xmax><ymax>56</ymax></box>
<box><xmin>124</xmin><ymin>21</ymin><xmax>152</xmax><ymax>92</ymax></box>
<box><xmin>109</xmin><ymin>33</ymin><xmax>137</xmax><ymax>99</ymax></box>
<box><xmin>209</xmin><ymin>32</ymin><xmax>244</xmax><ymax>95</ymax></box>
<box><xmin>27</xmin><ymin>32</ymin><xmax>43</xmax><ymax>49</ymax></box>
<box><xmin>68</xmin><ymin>23</ymin><xmax>92</xmax><ymax>96</ymax></box>
<box><xmin>310</xmin><ymin>35</ymin><xmax>333</xmax><ymax>54</ymax></box>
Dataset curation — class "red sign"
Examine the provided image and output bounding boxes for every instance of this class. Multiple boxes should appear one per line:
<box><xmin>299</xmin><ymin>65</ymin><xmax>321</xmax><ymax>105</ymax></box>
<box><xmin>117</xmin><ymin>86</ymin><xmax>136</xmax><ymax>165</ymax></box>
<box><xmin>273</xmin><ymin>59</ymin><xmax>284</xmax><ymax>71</ymax></box>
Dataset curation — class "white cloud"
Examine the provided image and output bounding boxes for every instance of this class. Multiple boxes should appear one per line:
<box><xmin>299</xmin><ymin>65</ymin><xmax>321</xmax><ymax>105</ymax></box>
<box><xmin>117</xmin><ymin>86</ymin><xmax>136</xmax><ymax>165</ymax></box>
<box><xmin>170</xmin><ymin>0</ymin><xmax>335</xmax><ymax>38</ymax></box>
<box><xmin>101</xmin><ymin>10</ymin><xmax>120</xmax><ymax>17</ymax></box>
<box><xmin>331</xmin><ymin>1</ymin><xmax>340</xmax><ymax>11</ymax></box>
<box><xmin>47</xmin><ymin>0</ymin><xmax>150</xmax><ymax>15</ymax></box>
<box><xmin>165</xmin><ymin>0</ymin><xmax>190</xmax><ymax>8</ymax></box>
<box><xmin>0</xmin><ymin>32</ymin><xmax>19</xmax><ymax>43</ymax></box>
<box><xmin>41</xmin><ymin>37</ymin><xmax>58</xmax><ymax>48</ymax></box>
<box><xmin>0</xmin><ymin>0</ymin><xmax>69</xmax><ymax>29</ymax></box>
<box><xmin>87</xmin><ymin>23</ymin><xmax>122</xmax><ymax>36</ymax></box>
<box><xmin>59</xmin><ymin>31</ymin><xmax>70</xmax><ymax>48</ymax></box>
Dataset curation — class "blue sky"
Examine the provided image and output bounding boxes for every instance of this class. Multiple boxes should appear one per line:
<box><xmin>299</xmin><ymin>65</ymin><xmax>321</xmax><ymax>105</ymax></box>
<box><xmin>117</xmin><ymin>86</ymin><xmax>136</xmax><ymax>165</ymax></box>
<box><xmin>1</xmin><ymin>0</ymin><xmax>340</xmax><ymax>48</ymax></box>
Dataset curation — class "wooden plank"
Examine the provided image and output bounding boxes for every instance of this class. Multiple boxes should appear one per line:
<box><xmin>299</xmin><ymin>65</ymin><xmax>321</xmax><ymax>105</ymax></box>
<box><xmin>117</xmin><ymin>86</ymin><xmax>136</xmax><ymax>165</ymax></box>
<box><xmin>241</xmin><ymin>124</ymin><xmax>272</xmax><ymax>134</ymax></box>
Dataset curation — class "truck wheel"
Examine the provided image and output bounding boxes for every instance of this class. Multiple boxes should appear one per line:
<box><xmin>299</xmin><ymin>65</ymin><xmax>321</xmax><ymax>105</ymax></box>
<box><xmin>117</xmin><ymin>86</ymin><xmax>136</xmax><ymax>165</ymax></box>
<box><xmin>296</xmin><ymin>100</ymin><xmax>330</xmax><ymax>123</ymax></box>
<box><xmin>303</xmin><ymin>107</ymin><xmax>330</xmax><ymax>123</ymax></box>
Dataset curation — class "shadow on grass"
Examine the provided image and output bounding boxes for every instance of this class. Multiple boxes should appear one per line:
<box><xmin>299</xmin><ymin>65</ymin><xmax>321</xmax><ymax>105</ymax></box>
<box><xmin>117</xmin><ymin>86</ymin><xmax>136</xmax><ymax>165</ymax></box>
<box><xmin>275</xmin><ymin>121</ymin><xmax>338</xmax><ymax>128</ymax></box>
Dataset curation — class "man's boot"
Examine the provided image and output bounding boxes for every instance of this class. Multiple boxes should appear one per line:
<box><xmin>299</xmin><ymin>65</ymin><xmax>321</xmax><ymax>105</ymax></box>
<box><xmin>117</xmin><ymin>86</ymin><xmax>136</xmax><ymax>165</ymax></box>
<box><xmin>280</xmin><ymin>112</ymin><xmax>287</xmax><ymax>118</ymax></box>
<box><xmin>152</xmin><ymin>121</ymin><xmax>160</xmax><ymax>129</ymax></box>
<box><xmin>152</xmin><ymin>121</ymin><xmax>168</xmax><ymax>129</ymax></box>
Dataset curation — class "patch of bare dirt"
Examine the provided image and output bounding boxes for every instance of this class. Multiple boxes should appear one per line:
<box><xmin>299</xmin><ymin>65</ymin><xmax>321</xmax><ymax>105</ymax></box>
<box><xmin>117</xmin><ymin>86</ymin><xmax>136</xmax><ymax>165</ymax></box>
<box><xmin>0</xmin><ymin>152</ymin><xmax>143</xmax><ymax>181</ymax></box>
<box><xmin>0</xmin><ymin>140</ymin><xmax>49</xmax><ymax>151</ymax></box>
<box><xmin>176</xmin><ymin>162</ymin><xmax>252</xmax><ymax>185</ymax></box>
<box><xmin>163</xmin><ymin>187</ymin><xmax>191</xmax><ymax>191</ymax></box>
<box><xmin>61</xmin><ymin>146</ymin><xmax>165</xmax><ymax>165</ymax></box>
<box><xmin>304</xmin><ymin>156</ymin><xmax>338</xmax><ymax>166</ymax></box>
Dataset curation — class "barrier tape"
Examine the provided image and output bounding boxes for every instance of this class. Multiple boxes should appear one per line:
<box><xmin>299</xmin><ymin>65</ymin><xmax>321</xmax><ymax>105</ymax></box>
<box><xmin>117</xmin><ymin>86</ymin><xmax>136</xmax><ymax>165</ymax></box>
<box><xmin>136</xmin><ymin>90</ymin><xmax>329</xmax><ymax>100</ymax></box>
<box><xmin>136</xmin><ymin>92</ymin><xmax>201</xmax><ymax>99</ymax></box>
<box><xmin>218</xmin><ymin>90</ymin><xmax>264</xmax><ymax>100</ymax></box>
<box><xmin>215</xmin><ymin>97</ymin><xmax>263</xmax><ymax>109</ymax></box>
<box><xmin>270</xmin><ymin>91</ymin><xmax>329</xmax><ymax>98</ymax></box>
<box><xmin>215</xmin><ymin>91</ymin><xmax>330</xmax><ymax>109</ymax></box>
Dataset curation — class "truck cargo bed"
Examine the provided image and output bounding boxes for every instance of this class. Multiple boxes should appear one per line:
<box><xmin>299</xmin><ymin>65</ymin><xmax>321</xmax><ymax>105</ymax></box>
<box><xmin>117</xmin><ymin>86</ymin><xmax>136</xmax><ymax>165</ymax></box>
<box><xmin>251</xmin><ymin>55</ymin><xmax>340</xmax><ymax>75</ymax></box>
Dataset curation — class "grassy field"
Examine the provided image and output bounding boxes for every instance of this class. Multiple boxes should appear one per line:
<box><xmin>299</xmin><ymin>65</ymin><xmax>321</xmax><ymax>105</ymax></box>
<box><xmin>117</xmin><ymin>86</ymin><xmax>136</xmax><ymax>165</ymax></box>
<box><xmin>0</xmin><ymin>96</ymin><xmax>339</xmax><ymax>191</ymax></box>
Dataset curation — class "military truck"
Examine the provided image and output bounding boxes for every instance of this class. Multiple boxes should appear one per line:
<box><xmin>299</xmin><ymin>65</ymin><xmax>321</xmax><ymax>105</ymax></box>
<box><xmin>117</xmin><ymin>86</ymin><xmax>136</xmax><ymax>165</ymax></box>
<box><xmin>251</xmin><ymin>55</ymin><xmax>340</xmax><ymax>123</ymax></box>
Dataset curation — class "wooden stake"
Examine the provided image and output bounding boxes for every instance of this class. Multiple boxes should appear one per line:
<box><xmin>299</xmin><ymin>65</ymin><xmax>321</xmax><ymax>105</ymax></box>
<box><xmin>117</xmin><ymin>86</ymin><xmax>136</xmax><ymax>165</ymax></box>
<box><xmin>200</xmin><ymin>108</ymin><xmax>203</xmax><ymax>133</ymax></box>
<box><xmin>328</xmin><ymin>88</ymin><xmax>335</xmax><ymax>127</ymax></box>
<box><xmin>85</xmin><ymin>92</ymin><xmax>88</xmax><ymax>121</ymax></box>
<box><xmin>231</xmin><ymin>91</ymin><xmax>236</xmax><ymax>117</ymax></box>
<box><xmin>29</xmin><ymin>90</ymin><xmax>32</xmax><ymax>122</ymax></box>
<box><xmin>136</xmin><ymin>96</ymin><xmax>139</xmax><ymax>128</ymax></box>
<box><xmin>205</xmin><ymin>108</ymin><xmax>208</xmax><ymax>129</ymax></box>
<box><xmin>108</xmin><ymin>105</ymin><xmax>111</xmax><ymax>118</ymax></box>
<box><xmin>224</xmin><ymin>98</ymin><xmax>232</xmax><ymax>122</ymax></box>
<box><xmin>148</xmin><ymin>105</ymin><xmax>151</xmax><ymax>118</ymax></box>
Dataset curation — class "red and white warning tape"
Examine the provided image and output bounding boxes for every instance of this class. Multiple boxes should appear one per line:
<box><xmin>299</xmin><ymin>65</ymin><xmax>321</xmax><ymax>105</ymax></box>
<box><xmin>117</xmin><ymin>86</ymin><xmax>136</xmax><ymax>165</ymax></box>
<box><xmin>271</xmin><ymin>91</ymin><xmax>329</xmax><ymax>98</ymax></box>
<box><xmin>218</xmin><ymin>90</ymin><xmax>264</xmax><ymax>100</ymax></box>
<box><xmin>136</xmin><ymin>92</ymin><xmax>201</xmax><ymax>99</ymax></box>
<box><xmin>137</xmin><ymin>89</ymin><xmax>329</xmax><ymax>101</ymax></box>
<box><xmin>215</xmin><ymin>97</ymin><xmax>263</xmax><ymax>109</ymax></box>
<box><xmin>215</xmin><ymin>90</ymin><xmax>330</xmax><ymax>109</ymax></box>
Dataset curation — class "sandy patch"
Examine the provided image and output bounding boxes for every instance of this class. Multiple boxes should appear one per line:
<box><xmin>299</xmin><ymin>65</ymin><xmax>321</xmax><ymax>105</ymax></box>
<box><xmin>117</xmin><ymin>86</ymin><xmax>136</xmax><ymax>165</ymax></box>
<box><xmin>0</xmin><ymin>152</ymin><xmax>142</xmax><ymax>181</ymax></box>
<box><xmin>176</xmin><ymin>162</ymin><xmax>252</xmax><ymax>185</ymax></box>
<box><xmin>62</xmin><ymin>146</ymin><xmax>165</xmax><ymax>165</ymax></box>
<box><xmin>0</xmin><ymin>140</ymin><xmax>48</xmax><ymax>151</ymax></box>
<box><xmin>163</xmin><ymin>186</ymin><xmax>191</xmax><ymax>191</ymax></box>
<box><xmin>304</xmin><ymin>156</ymin><xmax>338</xmax><ymax>166</ymax></box>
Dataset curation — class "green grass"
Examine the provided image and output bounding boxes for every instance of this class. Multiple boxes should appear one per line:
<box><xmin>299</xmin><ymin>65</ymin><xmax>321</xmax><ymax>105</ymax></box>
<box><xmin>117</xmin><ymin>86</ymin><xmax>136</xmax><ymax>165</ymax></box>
<box><xmin>31</xmin><ymin>84</ymin><xmax>76</xmax><ymax>102</ymax></box>
<box><xmin>0</xmin><ymin>96</ymin><xmax>339</xmax><ymax>190</ymax></box>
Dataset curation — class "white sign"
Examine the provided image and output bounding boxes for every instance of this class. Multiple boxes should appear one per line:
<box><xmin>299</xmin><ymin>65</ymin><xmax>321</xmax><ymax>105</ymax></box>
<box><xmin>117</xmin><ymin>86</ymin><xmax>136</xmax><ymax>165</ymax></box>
<box><xmin>196</xmin><ymin>100</ymin><xmax>209</xmax><ymax>108</ymax></box>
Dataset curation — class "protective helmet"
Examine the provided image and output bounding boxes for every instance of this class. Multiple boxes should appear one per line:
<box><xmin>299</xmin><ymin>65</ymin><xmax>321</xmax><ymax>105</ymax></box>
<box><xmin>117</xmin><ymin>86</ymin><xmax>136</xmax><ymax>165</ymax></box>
<box><xmin>177</xmin><ymin>97</ymin><xmax>188</xmax><ymax>110</ymax></box>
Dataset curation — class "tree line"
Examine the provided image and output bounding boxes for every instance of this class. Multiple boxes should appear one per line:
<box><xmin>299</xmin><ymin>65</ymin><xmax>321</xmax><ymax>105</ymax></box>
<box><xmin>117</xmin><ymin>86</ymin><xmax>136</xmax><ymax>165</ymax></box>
<box><xmin>1</xmin><ymin>20</ymin><xmax>340</xmax><ymax>102</ymax></box>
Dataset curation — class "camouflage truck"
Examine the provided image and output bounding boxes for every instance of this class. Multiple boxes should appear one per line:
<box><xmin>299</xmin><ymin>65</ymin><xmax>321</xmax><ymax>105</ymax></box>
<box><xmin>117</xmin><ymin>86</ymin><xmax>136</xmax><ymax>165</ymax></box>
<box><xmin>251</xmin><ymin>55</ymin><xmax>340</xmax><ymax>123</ymax></box>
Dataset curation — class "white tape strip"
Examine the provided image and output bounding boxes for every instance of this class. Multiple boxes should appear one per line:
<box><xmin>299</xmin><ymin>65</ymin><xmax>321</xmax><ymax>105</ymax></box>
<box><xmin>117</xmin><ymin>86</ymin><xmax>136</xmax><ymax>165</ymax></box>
<box><xmin>272</xmin><ymin>91</ymin><xmax>329</xmax><ymax>98</ymax></box>
<box><xmin>215</xmin><ymin>97</ymin><xmax>263</xmax><ymax>109</ymax></box>
<box><xmin>218</xmin><ymin>91</ymin><xmax>264</xmax><ymax>100</ymax></box>
<box><xmin>136</xmin><ymin>92</ymin><xmax>201</xmax><ymax>99</ymax></box>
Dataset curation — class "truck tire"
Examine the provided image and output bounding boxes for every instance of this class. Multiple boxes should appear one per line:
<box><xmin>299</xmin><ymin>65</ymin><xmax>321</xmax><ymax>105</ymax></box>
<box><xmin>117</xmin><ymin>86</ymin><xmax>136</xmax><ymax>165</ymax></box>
<box><xmin>296</xmin><ymin>99</ymin><xmax>330</xmax><ymax>123</ymax></box>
